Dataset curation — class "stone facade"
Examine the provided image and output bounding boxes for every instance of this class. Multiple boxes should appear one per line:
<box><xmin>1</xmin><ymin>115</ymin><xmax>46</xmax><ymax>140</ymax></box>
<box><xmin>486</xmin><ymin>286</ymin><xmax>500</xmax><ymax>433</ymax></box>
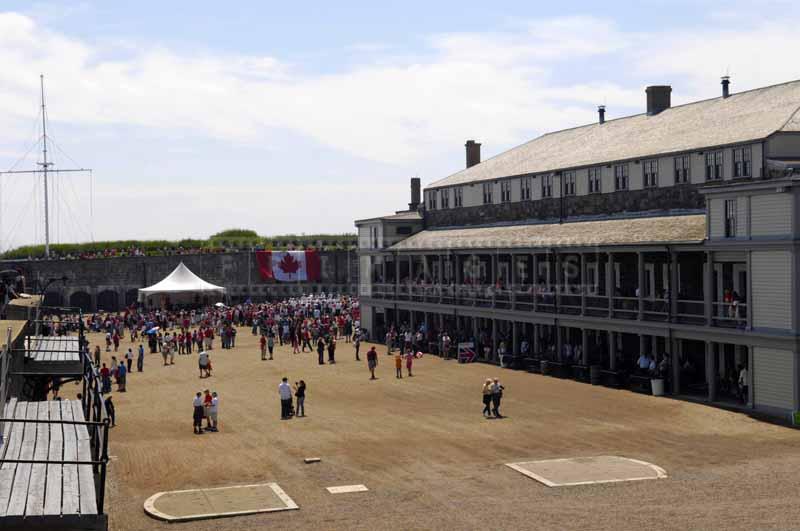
<box><xmin>425</xmin><ymin>184</ymin><xmax>705</xmax><ymax>228</ymax></box>
<box><xmin>5</xmin><ymin>250</ymin><xmax>359</xmax><ymax>312</ymax></box>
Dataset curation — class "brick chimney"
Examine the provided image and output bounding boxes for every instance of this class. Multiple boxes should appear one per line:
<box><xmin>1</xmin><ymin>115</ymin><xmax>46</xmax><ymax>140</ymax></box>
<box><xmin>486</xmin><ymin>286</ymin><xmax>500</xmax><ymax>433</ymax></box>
<box><xmin>645</xmin><ymin>85</ymin><xmax>672</xmax><ymax>115</ymax></box>
<box><xmin>409</xmin><ymin>177</ymin><xmax>421</xmax><ymax>211</ymax></box>
<box><xmin>465</xmin><ymin>140</ymin><xmax>481</xmax><ymax>168</ymax></box>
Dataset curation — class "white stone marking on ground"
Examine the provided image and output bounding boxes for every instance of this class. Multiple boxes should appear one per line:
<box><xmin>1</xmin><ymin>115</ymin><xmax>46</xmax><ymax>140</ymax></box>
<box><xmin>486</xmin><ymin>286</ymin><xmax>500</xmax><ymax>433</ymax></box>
<box><xmin>326</xmin><ymin>484</ymin><xmax>368</xmax><ymax>494</ymax></box>
<box><xmin>304</xmin><ymin>457</ymin><xmax>321</xmax><ymax>463</ymax></box>
<box><xmin>505</xmin><ymin>456</ymin><xmax>667</xmax><ymax>488</ymax></box>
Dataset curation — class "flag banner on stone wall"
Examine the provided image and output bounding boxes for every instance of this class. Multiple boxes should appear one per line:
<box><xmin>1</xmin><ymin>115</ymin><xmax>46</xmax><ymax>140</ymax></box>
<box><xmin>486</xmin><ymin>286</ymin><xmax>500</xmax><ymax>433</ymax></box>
<box><xmin>255</xmin><ymin>250</ymin><xmax>321</xmax><ymax>282</ymax></box>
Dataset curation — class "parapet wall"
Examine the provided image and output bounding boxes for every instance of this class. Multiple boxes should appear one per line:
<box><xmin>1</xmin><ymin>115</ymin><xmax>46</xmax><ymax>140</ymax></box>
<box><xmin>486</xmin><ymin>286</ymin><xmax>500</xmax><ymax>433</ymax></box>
<box><xmin>4</xmin><ymin>250</ymin><xmax>359</xmax><ymax>312</ymax></box>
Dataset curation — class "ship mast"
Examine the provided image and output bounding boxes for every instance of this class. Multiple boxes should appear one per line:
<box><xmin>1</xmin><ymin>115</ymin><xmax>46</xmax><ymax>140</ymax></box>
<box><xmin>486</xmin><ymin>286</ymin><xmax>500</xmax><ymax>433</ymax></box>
<box><xmin>0</xmin><ymin>75</ymin><xmax>91</xmax><ymax>258</ymax></box>
<box><xmin>39</xmin><ymin>75</ymin><xmax>52</xmax><ymax>257</ymax></box>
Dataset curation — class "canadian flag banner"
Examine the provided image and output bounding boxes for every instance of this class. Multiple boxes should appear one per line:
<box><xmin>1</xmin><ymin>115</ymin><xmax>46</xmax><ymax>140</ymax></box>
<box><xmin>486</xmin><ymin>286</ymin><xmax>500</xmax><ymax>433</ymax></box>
<box><xmin>255</xmin><ymin>250</ymin><xmax>321</xmax><ymax>282</ymax></box>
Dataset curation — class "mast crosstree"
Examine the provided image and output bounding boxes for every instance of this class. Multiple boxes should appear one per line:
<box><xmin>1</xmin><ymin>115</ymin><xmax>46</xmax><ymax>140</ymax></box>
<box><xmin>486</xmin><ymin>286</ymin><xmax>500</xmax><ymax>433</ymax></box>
<box><xmin>0</xmin><ymin>75</ymin><xmax>92</xmax><ymax>257</ymax></box>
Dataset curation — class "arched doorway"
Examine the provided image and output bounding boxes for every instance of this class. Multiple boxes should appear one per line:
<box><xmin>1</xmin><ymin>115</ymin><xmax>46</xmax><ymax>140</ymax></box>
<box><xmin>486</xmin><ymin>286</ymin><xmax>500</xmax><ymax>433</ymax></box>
<box><xmin>97</xmin><ymin>290</ymin><xmax>119</xmax><ymax>312</ymax></box>
<box><xmin>70</xmin><ymin>291</ymin><xmax>92</xmax><ymax>312</ymax></box>
<box><xmin>43</xmin><ymin>291</ymin><xmax>63</xmax><ymax>307</ymax></box>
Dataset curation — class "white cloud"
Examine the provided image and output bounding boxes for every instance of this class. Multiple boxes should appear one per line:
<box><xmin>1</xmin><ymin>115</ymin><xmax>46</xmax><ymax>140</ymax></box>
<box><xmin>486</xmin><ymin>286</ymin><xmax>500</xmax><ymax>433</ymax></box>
<box><xmin>2</xmin><ymin>8</ymin><xmax>800</xmax><ymax>250</ymax></box>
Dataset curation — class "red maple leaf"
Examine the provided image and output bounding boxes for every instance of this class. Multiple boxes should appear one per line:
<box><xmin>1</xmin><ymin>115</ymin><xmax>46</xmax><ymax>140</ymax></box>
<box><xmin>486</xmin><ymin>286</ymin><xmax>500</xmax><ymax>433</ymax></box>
<box><xmin>278</xmin><ymin>253</ymin><xmax>301</xmax><ymax>274</ymax></box>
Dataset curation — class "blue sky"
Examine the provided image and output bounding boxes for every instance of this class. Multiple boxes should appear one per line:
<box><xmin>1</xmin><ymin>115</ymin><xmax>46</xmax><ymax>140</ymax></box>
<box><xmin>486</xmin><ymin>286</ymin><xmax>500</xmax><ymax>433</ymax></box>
<box><xmin>1</xmin><ymin>1</ymin><xmax>799</xmax><ymax>249</ymax></box>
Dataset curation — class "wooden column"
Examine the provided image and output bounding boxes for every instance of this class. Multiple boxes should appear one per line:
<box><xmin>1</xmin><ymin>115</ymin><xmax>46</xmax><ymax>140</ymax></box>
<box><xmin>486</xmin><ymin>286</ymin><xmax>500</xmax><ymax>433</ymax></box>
<box><xmin>581</xmin><ymin>328</ymin><xmax>589</xmax><ymax>365</ymax></box>
<box><xmin>607</xmin><ymin>252</ymin><xmax>614</xmax><ymax>317</ymax></box>
<box><xmin>671</xmin><ymin>337</ymin><xmax>681</xmax><ymax>395</ymax></box>
<box><xmin>532</xmin><ymin>253</ymin><xmax>539</xmax><ymax>313</ymax></box>
<box><xmin>580</xmin><ymin>253</ymin><xmax>587</xmax><ymax>315</ymax></box>
<box><xmin>706</xmin><ymin>341</ymin><xmax>717</xmax><ymax>401</ymax></box>
<box><xmin>512</xmin><ymin>321</ymin><xmax>519</xmax><ymax>356</ymax></box>
<box><xmin>704</xmin><ymin>251</ymin><xmax>713</xmax><ymax>326</ymax></box>
<box><xmin>609</xmin><ymin>331</ymin><xmax>616</xmax><ymax>370</ymax></box>
<box><xmin>637</xmin><ymin>251</ymin><xmax>645</xmax><ymax>320</ymax></box>
<box><xmin>670</xmin><ymin>250</ymin><xmax>678</xmax><ymax>320</ymax></box>
<box><xmin>510</xmin><ymin>254</ymin><xmax>518</xmax><ymax>310</ymax></box>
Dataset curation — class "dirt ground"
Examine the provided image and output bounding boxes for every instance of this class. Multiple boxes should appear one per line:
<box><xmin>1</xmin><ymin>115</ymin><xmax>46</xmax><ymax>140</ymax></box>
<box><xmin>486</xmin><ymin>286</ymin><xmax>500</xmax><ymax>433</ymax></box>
<box><xmin>79</xmin><ymin>328</ymin><xmax>800</xmax><ymax>531</ymax></box>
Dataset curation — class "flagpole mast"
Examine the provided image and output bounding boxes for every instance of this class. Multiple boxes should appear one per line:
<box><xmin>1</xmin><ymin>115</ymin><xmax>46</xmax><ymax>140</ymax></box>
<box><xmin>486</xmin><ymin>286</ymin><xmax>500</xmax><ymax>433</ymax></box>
<box><xmin>38</xmin><ymin>74</ymin><xmax>53</xmax><ymax>258</ymax></box>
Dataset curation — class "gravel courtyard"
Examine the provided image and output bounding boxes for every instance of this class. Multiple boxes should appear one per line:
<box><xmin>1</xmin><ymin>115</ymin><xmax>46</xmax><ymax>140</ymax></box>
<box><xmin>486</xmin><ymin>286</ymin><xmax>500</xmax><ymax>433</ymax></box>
<box><xmin>84</xmin><ymin>328</ymin><xmax>800</xmax><ymax>531</ymax></box>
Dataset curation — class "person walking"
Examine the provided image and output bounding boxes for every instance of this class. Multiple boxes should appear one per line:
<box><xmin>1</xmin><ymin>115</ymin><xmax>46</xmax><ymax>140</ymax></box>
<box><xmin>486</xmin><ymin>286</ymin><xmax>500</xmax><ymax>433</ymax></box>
<box><xmin>395</xmin><ymin>351</ymin><xmax>403</xmax><ymax>379</ymax></box>
<box><xmin>481</xmin><ymin>379</ymin><xmax>493</xmax><ymax>417</ymax></box>
<box><xmin>327</xmin><ymin>336</ymin><xmax>336</xmax><ymax>364</ymax></box>
<box><xmin>294</xmin><ymin>380</ymin><xmax>306</xmax><ymax>417</ymax></box>
<box><xmin>93</xmin><ymin>345</ymin><xmax>101</xmax><ymax>367</ymax></box>
<box><xmin>193</xmin><ymin>392</ymin><xmax>205</xmax><ymax>434</ymax></box>
<box><xmin>268</xmin><ymin>334</ymin><xmax>275</xmax><ymax>360</ymax></box>
<box><xmin>405</xmin><ymin>349</ymin><xmax>415</xmax><ymax>377</ymax></box>
<box><xmin>367</xmin><ymin>346</ymin><xmax>378</xmax><ymax>380</ymax></box>
<box><xmin>260</xmin><ymin>334</ymin><xmax>267</xmax><ymax>360</ymax></box>
<box><xmin>354</xmin><ymin>332</ymin><xmax>361</xmax><ymax>361</ymax></box>
<box><xmin>104</xmin><ymin>395</ymin><xmax>116</xmax><ymax>427</ymax></box>
<box><xmin>100</xmin><ymin>363</ymin><xmax>111</xmax><ymax>394</ymax></box>
<box><xmin>136</xmin><ymin>344</ymin><xmax>144</xmax><ymax>372</ymax></box>
<box><xmin>490</xmin><ymin>378</ymin><xmax>505</xmax><ymax>418</ymax></box>
<box><xmin>117</xmin><ymin>361</ymin><xmax>127</xmax><ymax>392</ymax></box>
<box><xmin>125</xmin><ymin>348</ymin><xmax>133</xmax><ymax>373</ymax></box>
<box><xmin>279</xmin><ymin>377</ymin><xmax>293</xmax><ymax>420</ymax></box>
<box><xmin>316</xmin><ymin>337</ymin><xmax>325</xmax><ymax>365</ymax></box>
<box><xmin>198</xmin><ymin>351</ymin><xmax>210</xmax><ymax>378</ymax></box>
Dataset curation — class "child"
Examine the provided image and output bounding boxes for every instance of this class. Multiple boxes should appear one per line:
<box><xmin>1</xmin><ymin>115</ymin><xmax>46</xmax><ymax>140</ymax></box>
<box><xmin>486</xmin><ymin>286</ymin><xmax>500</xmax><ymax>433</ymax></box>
<box><xmin>405</xmin><ymin>350</ymin><xmax>414</xmax><ymax>377</ymax></box>
<box><xmin>260</xmin><ymin>335</ymin><xmax>267</xmax><ymax>360</ymax></box>
<box><xmin>395</xmin><ymin>352</ymin><xmax>403</xmax><ymax>379</ymax></box>
<box><xmin>203</xmin><ymin>389</ymin><xmax>214</xmax><ymax>431</ymax></box>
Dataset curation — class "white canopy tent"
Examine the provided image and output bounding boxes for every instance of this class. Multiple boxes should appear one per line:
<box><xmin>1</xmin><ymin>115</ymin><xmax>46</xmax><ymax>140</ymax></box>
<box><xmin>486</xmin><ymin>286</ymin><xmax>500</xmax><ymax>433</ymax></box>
<box><xmin>138</xmin><ymin>262</ymin><xmax>226</xmax><ymax>306</ymax></box>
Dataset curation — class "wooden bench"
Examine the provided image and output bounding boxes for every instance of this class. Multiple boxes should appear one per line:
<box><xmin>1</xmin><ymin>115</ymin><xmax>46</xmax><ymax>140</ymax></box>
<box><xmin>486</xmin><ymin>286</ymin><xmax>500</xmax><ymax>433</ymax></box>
<box><xmin>628</xmin><ymin>374</ymin><xmax>653</xmax><ymax>394</ymax></box>
<box><xmin>599</xmin><ymin>369</ymin><xmax>626</xmax><ymax>389</ymax></box>
<box><xmin>0</xmin><ymin>399</ymin><xmax>102</xmax><ymax>529</ymax></box>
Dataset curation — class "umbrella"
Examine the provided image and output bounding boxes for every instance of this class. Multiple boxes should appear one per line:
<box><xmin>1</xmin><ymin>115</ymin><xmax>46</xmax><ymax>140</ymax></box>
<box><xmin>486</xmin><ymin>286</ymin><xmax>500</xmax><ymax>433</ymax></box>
<box><xmin>146</xmin><ymin>327</ymin><xmax>160</xmax><ymax>335</ymax></box>
<box><xmin>214</xmin><ymin>302</ymin><xmax>226</xmax><ymax>308</ymax></box>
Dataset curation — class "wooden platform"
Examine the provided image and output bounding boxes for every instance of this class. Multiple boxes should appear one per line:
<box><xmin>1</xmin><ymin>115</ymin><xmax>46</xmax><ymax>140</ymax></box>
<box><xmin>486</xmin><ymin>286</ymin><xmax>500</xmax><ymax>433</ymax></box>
<box><xmin>0</xmin><ymin>321</ymin><xmax>27</xmax><ymax>349</ymax></box>
<box><xmin>0</xmin><ymin>399</ymin><xmax>105</xmax><ymax>530</ymax></box>
<box><xmin>25</xmin><ymin>337</ymin><xmax>81</xmax><ymax>363</ymax></box>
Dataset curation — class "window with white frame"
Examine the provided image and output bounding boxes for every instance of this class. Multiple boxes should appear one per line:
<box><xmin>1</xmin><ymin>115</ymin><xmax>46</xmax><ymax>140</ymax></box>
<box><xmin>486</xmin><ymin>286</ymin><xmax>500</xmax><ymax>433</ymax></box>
<box><xmin>588</xmin><ymin>167</ymin><xmax>601</xmax><ymax>193</ymax></box>
<box><xmin>725</xmin><ymin>199</ymin><xmax>737</xmax><ymax>237</ymax></box>
<box><xmin>500</xmin><ymin>180</ymin><xmax>512</xmax><ymax>202</ymax></box>
<box><xmin>428</xmin><ymin>191</ymin><xmax>437</xmax><ymax>210</ymax></box>
<box><xmin>482</xmin><ymin>182</ymin><xmax>493</xmax><ymax>204</ymax></box>
<box><xmin>643</xmin><ymin>159</ymin><xmax>658</xmax><ymax>188</ymax></box>
<box><xmin>520</xmin><ymin>176</ymin><xmax>531</xmax><ymax>200</ymax></box>
<box><xmin>541</xmin><ymin>175</ymin><xmax>553</xmax><ymax>198</ymax></box>
<box><xmin>454</xmin><ymin>186</ymin><xmax>463</xmax><ymax>207</ymax></box>
<box><xmin>705</xmin><ymin>151</ymin><xmax>723</xmax><ymax>180</ymax></box>
<box><xmin>733</xmin><ymin>146</ymin><xmax>752</xmax><ymax>178</ymax></box>
<box><xmin>563</xmin><ymin>171</ymin><xmax>576</xmax><ymax>196</ymax></box>
<box><xmin>441</xmin><ymin>188</ymin><xmax>450</xmax><ymax>208</ymax></box>
<box><xmin>614</xmin><ymin>164</ymin><xmax>628</xmax><ymax>190</ymax></box>
<box><xmin>674</xmin><ymin>155</ymin><xmax>690</xmax><ymax>184</ymax></box>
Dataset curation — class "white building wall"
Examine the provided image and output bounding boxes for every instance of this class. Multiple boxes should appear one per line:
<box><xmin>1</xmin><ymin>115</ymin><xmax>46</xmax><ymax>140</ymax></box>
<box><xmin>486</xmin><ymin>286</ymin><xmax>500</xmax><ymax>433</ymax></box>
<box><xmin>751</xmin><ymin>193</ymin><xmax>793</xmax><ymax>237</ymax></box>
<box><xmin>751</xmin><ymin>250</ymin><xmax>793</xmax><ymax>329</ymax></box>
<box><xmin>753</xmin><ymin>347</ymin><xmax>795</xmax><ymax>411</ymax></box>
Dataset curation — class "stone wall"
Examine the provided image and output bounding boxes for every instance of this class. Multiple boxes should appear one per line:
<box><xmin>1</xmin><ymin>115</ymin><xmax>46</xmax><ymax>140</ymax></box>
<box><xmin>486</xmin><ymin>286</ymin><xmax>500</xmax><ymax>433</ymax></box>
<box><xmin>425</xmin><ymin>185</ymin><xmax>705</xmax><ymax>228</ymax></box>
<box><xmin>4</xmin><ymin>250</ymin><xmax>359</xmax><ymax>312</ymax></box>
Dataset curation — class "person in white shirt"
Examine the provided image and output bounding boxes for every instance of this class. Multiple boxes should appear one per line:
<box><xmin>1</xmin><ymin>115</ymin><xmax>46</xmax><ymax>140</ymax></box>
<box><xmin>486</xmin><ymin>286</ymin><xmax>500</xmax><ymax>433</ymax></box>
<box><xmin>638</xmin><ymin>353</ymin><xmax>650</xmax><ymax>372</ymax></box>
<box><xmin>738</xmin><ymin>364</ymin><xmax>749</xmax><ymax>404</ymax></box>
<box><xmin>198</xmin><ymin>351</ymin><xmax>210</xmax><ymax>378</ymax></box>
<box><xmin>279</xmin><ymin>377</ymin><xmax>293</xmax><ymax>419</ymax></box>
<box><xmin>208</xmin><ymin>392</ymin><xmax>219</xmax><ymax>431</ymax></box>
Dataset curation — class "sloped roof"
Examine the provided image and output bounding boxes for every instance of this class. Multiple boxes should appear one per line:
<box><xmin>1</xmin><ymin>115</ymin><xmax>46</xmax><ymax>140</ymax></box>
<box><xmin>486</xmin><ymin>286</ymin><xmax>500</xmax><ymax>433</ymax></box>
<box><xmin>389</xmin><ymin>214</ymin><xmax>706</xmax><ymax>251</ymax></box>
<box><xmin>429</xmin><ymin>80</ymin><xmax>800</xmax><ymax>189</ymax></box>
<box><xmin>138</xmin><ymin>262</ymin><xmax>225</xmax><ymax>296</ymax></box>
<box><xmin>355</xmin><ymin>210</ymin><xmax>423</xmax><ymax>224</ymax></box>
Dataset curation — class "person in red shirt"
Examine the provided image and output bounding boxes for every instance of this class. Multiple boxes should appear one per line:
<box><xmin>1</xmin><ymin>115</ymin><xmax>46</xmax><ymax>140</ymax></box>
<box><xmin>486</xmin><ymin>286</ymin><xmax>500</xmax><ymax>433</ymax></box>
<box><xmin>260</xmin><ymin>335</ymin><xmax>267</xmax><ymax>360</ymax></box>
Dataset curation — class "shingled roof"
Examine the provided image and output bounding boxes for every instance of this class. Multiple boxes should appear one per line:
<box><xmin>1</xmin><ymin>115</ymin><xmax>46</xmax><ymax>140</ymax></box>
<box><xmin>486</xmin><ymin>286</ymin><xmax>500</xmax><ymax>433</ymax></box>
<box><xmin>428</xmin><ymin>80</ymin><xmax>800</xmax><ymax>189</ymax></box>
<box><xmin>389</xmin><ymin>214</ymin><xmax>706</xmax><ymax>251</ymax></box>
